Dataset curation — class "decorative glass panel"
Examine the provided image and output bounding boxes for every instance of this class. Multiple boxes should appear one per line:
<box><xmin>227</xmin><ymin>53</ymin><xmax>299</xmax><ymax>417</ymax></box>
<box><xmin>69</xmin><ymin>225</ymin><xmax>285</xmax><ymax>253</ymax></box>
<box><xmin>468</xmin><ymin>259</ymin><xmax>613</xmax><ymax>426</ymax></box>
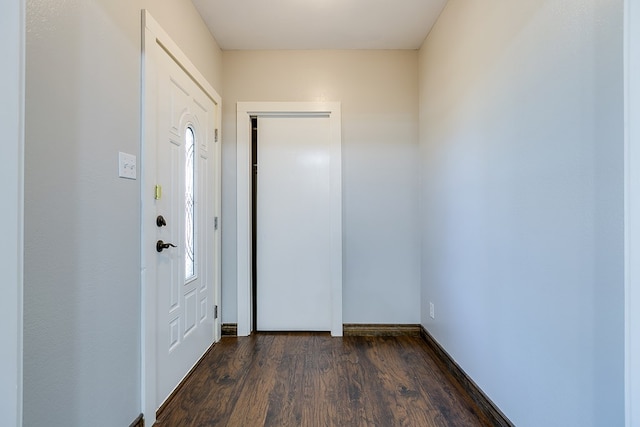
<box><xmin>185</xmin><ymin>126</ymin><xmax>195</xmax><ymax>280</ymax></box>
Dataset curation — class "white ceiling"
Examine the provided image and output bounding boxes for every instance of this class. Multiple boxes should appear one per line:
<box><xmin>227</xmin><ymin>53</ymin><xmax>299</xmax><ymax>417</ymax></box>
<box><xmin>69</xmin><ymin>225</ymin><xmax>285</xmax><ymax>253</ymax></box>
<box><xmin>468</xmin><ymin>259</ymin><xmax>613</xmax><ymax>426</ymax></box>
<box><xmin>192</xmin><ymin>0</ymin><xmax>449</xmax><ymax>50</ymax></box>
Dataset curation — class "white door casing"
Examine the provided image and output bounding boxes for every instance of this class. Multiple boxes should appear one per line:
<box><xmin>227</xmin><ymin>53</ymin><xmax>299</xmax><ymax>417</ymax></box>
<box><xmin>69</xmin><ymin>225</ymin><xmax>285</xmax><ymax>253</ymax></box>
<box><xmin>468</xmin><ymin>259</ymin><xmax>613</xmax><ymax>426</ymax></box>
<box><xmin>142</xmin><ymin>11</ymin><xmax>221</xmax><ymax>424</ymax></box>
<box><xmin>625</xmin><ymin>1</ymin><xmax>640</xmax><ymax>425</ymax></box>
<box><xmin>1</xmin><ymin>0</ymin><xmax>24</xmax><ymax>426</ymax></box>
<box><xmin>257</xmin><ymin>116</ymin><xmax>332</xmax><ymax>331</ymax></box>
<box><xmin>236</xmin><ymin>102</ymin><xmax>342</xmax><ymax>337</ymax></box>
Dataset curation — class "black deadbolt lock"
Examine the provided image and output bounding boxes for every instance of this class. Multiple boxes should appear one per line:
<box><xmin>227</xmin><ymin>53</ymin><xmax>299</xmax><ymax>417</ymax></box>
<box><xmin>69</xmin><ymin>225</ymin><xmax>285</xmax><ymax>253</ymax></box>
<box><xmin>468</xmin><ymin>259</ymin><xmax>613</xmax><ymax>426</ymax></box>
<box><xmin>156</xmin><ymin>215</ymin><xmax>167</xmax><ymax>227</ymax></box>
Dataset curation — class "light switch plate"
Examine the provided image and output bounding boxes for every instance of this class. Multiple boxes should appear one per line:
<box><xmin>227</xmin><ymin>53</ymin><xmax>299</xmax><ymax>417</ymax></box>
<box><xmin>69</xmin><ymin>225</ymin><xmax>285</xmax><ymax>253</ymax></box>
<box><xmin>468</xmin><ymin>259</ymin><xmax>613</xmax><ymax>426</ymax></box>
<box><xmin>118</xmin><ymin>152</ymin><xmax>137</xmax><ymax>179</ymax></box>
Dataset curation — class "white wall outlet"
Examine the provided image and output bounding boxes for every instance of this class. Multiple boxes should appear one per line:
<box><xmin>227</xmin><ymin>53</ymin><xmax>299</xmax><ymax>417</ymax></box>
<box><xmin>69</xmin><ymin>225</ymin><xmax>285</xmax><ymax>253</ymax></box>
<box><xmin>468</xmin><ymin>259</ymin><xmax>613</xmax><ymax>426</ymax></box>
<box><xmin>429</xmin><ymin>302</ymin><xmax>435</xmax><ymax>319</ymax></box>
<box><xmin>118</xmin><ymin>152</ymin><xmax>136</xmax><ymax>179</ymax></box>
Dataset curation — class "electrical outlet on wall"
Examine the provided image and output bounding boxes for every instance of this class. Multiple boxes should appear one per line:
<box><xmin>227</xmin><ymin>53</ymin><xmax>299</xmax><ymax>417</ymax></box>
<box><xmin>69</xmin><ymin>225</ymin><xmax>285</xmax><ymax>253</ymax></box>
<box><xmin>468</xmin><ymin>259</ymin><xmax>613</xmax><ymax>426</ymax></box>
<box><xmin>429</xmin><ymin>302</ymin><xmax>435</xmax><ymax>319</ymax></box>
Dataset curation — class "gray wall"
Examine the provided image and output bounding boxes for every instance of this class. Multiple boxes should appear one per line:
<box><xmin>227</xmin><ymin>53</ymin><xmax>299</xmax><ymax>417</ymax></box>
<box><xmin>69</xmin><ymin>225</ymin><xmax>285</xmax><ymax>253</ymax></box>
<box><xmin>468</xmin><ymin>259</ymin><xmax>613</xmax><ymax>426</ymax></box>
<box><xmin>221</xmin><ymin>50</ymin><xmax>421</xmax><ymax>325</ymax></box>
<box><xmin>23</xmin><ymin>1</ymin><xmax>221</xmax><ymax>425</ymax></box>
<box><xmin>418</xmin><ymin>0</ymin><xmax>624</xmax><ymax>425</ymax></box>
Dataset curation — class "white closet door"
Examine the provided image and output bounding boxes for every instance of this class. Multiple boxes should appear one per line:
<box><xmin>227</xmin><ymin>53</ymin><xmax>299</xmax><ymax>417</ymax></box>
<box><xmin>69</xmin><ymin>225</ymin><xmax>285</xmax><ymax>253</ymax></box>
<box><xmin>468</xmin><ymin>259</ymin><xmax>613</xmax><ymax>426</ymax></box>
<box><xmin>257</xmin><ymin>116</ymin><xmax>332</xmax><ymax>331</ymax></box>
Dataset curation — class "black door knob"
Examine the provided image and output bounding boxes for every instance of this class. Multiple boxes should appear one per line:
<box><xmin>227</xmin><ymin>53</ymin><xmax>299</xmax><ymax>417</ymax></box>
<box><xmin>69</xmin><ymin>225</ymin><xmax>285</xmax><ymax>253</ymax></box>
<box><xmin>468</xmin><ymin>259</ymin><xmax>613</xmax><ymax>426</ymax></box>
<box><xmin>156</xmin><ymin>240</ymin><xmax>177</xmax><ymax>252</ymax></box>
<box><xmin>156</xmin><ymin>215</ymin><xmax>167</xmax><ymax>227</ymax></box>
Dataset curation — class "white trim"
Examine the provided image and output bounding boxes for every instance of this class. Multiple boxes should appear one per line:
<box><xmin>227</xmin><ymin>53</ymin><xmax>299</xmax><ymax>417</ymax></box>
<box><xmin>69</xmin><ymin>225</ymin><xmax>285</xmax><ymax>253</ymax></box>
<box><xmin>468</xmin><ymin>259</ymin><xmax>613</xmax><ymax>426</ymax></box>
<box><xmin>236</xmin><ymin>102</ymin><xmax>343</xmax><ymax>337</ymax></box>
<box><xmin>0</xmin><ymin>0</ymin><xmax>24</xmax><ymax>425</ymax></box>
<box><xmin>626</xmin><ymin>0</ymin><xmax>640</xmax><ymax>425</ymax></box>
<box><xmin>141</xmin><ymin>10</ymin><xmax>222</xmax><ymax>424</ymax></box>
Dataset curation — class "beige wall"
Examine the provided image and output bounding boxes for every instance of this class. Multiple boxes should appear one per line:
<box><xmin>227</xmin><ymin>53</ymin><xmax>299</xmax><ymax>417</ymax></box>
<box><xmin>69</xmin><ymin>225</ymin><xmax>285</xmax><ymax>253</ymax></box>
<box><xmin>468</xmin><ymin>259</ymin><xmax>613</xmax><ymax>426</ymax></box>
<box><xmin>24</xmin><ymin>1</ymin><xmax>221</xmax><ymax>425</ymax></box>
<box><xmin>221</xmin><ymin>50</ymin><xmax>421</xmax><ymax>324</ymax></box>
<box><xmin>419</xmin><ymin>0</ymin><xmax>623</xmax><ymax>425</ymax></box>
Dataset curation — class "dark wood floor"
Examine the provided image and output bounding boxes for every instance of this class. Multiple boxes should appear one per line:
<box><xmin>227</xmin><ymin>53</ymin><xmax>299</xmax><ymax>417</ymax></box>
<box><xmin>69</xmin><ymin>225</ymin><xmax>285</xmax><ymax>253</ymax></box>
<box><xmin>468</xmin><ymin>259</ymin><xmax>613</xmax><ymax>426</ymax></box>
<box><xmin>154</xmin><ymin>333</ymin><xmax>491</xmax><ymax>427</ymax></box>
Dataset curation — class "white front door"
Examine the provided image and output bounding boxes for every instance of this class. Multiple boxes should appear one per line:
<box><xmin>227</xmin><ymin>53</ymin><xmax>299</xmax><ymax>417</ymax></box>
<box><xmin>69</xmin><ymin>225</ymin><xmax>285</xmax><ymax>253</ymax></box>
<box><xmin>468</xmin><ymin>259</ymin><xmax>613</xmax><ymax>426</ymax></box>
<box><xmin>256</xmin><ymin>116</ymin><xmax>332</xmax><ymax>331</ymax></box>
<box><xmin>154</xmin><ymin>48</ymin><xmax>217</xmax><ymax>405</ymax></box>
<box><xmin>142</xmin><ymin>12</ymin><xmax>221</xmax><ymax>416</ymax></box>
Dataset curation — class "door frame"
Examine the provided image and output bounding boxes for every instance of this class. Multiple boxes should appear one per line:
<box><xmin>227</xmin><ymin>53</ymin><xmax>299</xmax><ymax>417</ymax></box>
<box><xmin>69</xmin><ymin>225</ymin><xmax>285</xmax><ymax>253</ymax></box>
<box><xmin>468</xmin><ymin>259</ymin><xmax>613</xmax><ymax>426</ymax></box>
<box><xmin>236</xmin><ymin>102</ymin><xmax>343</xmax><ymax>337</ymax></box>
<box><xmin>625</xmin><ymin>1</ymin><xmax>640</xmax><ymax>424</ymax></box>
<box><xmin>1</xmin><ymin>0</ymin><xmax>24</xmax><ymax>426</ymax></box>
<box><xmin>141</xmin><ymin>10</ymin><xmax>222</xmax><ymax>424</ymax></box>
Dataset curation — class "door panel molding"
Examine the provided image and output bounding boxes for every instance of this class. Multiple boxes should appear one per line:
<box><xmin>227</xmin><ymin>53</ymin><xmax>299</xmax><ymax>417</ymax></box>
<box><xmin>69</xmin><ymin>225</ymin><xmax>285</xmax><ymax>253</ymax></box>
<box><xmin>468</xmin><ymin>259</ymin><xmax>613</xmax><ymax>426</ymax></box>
<box><xmin>141</xmin><ymin>10</ymin><xmax>221</xmax><ymax>425</ymax></box>
<box><xmin>236</xmin><ymin>102</ymin><xmax>342</xmax><ymax>337</ymax></box>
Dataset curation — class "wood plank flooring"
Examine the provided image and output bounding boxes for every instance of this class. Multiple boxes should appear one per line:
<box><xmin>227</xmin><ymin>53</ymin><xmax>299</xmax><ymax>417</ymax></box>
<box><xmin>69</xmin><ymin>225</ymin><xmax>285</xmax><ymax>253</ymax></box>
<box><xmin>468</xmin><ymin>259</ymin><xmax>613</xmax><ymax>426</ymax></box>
<box><xmin>154</xmin><ymin>333</ymin><xmax>492</xmax><ymax>427</ymax></box>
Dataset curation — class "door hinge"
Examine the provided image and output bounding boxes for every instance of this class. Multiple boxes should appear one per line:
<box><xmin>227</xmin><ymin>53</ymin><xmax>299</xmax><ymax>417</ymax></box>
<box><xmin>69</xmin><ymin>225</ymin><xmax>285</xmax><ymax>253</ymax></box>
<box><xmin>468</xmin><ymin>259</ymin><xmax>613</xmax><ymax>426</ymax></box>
<box><xmin>214</xmin><ymin>216</ymin><xmax>219</xmax><ymax>230</ymax></box>
<box><xmin>214</xmin><ymin>128</ymin><xmax>219</xmax><ymax>143</ymax></box>
<box><xmin>214</xmin><ymin>305</ymin><xmax>218</xmax><ymax>319</ymax></box>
